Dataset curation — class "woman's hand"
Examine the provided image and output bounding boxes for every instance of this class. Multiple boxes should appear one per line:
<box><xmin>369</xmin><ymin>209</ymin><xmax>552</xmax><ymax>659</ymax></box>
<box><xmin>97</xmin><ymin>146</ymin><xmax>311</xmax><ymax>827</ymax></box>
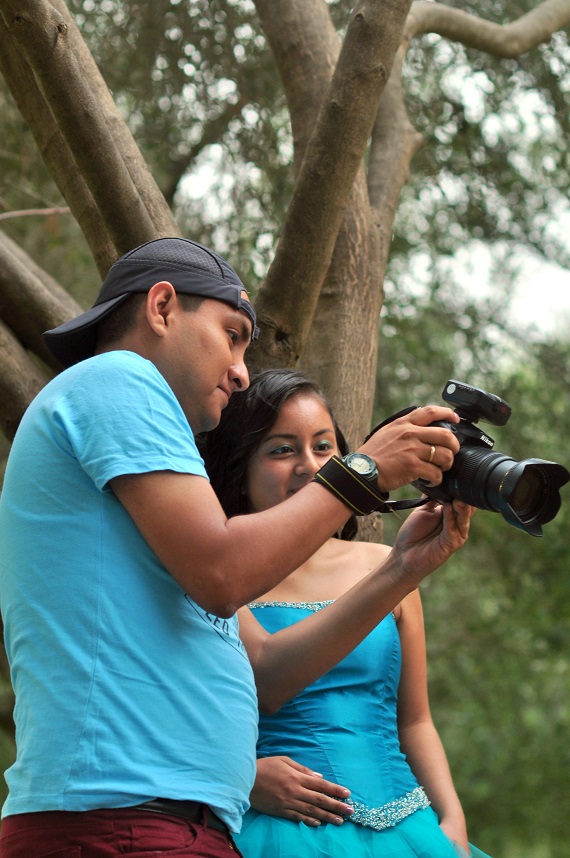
<box><xmin>440</xmin><ymin>815</ymin><xmax>470</xmax><ymax>855</ymax></box>
<box><xmin>392</xmin><ymin>499</ymin><xmax>475</xmax><ymax>588</ymax></box>
<box><xmin>250</xmin><ymin>756</ymin><xmax>354</xmax><ymax>826</ymax></box>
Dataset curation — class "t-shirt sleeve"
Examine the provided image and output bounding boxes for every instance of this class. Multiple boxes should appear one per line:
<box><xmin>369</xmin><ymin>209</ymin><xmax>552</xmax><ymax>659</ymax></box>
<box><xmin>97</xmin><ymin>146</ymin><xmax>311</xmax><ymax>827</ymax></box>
<box><xmin>53</xmin><ymin>353</ymin><xmax>208</xmax><ymax>491</ymax></box>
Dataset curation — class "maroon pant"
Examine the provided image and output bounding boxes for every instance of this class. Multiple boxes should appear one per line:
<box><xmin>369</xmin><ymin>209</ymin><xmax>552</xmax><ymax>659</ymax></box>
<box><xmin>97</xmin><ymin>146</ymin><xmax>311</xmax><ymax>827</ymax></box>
<box><xmin>0</xmin><ymin>806</ymin><xmax>244</xmax><ymax>857</ymax></box>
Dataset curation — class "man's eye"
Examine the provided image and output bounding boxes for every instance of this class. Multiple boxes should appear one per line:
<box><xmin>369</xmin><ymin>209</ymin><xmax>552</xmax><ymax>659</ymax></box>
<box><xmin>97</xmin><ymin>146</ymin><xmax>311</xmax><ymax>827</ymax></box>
<box><xmin>228</xmin><ymin>331</ymin><xmax>239</xmax><ymax>343</ymax></box>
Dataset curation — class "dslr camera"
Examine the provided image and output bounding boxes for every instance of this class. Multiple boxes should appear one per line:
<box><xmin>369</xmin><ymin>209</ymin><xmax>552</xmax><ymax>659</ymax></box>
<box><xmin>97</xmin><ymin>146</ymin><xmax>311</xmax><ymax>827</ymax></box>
<box><xmin>412</xmin><ymin>380</ymin><xmax>569</xmax><ymax>536</ymax></box>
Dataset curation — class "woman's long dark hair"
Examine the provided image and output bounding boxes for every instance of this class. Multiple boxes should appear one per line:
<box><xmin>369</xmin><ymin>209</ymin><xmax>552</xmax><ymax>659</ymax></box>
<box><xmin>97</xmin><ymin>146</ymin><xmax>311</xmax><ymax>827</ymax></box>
<box><xmin>201</xmin><ymin>368</ymin><xmax>357</xmax><ymax>540</ymax></box>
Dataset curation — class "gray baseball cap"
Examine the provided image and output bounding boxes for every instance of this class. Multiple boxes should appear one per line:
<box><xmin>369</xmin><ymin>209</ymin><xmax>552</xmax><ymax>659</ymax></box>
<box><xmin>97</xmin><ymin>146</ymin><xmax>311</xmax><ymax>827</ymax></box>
<box><xmin>43</xmin><ymin>237</ymin><xmax>259</xmax><ymax>367</ymax></box>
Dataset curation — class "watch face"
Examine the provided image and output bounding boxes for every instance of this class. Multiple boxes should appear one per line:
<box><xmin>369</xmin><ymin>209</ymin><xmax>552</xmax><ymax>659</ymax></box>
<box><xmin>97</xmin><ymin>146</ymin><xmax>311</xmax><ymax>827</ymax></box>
<box><xmin>347</xmin><ymin>453</ymin><xmax>376</xmax><ymax>477</ymax></box>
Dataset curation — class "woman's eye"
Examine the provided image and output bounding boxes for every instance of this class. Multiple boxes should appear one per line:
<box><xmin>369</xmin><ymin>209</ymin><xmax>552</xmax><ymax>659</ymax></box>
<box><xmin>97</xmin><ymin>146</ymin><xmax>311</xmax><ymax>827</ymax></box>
<box><xmin>270</xmin><ymin>445</ymin><xmax>294</xmax><ymax>456</ymax></box>
<box><xmin>315</xmin><ymin>442</ymin><xmax>334</xmax><ymax>453</ymax></box>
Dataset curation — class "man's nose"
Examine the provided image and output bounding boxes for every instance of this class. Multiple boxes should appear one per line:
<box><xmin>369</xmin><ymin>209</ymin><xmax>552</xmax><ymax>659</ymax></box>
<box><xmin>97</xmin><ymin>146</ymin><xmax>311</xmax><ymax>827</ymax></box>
<box><xmin>230</xmin><ymin>361</ymin><xmax>249</xmax><ymax>391</ymax></box>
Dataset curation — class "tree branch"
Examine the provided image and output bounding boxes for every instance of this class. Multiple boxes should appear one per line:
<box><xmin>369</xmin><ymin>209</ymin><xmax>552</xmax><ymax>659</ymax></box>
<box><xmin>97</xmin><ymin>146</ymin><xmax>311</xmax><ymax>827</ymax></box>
<box><xmin>367</xmin><ymin>48</ymin><xmax>423</xmax><ymax>233</ymax></box>
<box><xmin>405</xmin><ymin>0</ymin><xmax>570</xmax><ymax>57</ymax></box>
<box><xmin>162</xmin><ymin>94</ymin><xmax>248</xmax><ymax>207</ymax></box>
<box><xmin>0</xmin><ymin>0</ymin><xmax>180</xmax><ymax>273</ymax></box>
<box><xmin>0</xmin><ymin>318</ymin><xmax>49</xmax><ymax>441</ymax></box>
<box><xmin>0</xmin><ymin>206</ymin><xmax>70</xmax><ymax>221</ymax></box>
<box><xmin>0</xmin><ymin>229</ymin><xmax>82</xmax><ymax>369</ymax></box>
<box><xmin>0</xmin><ymin>12</ymin><xmax>116</xmax><ymax>273</ymax></box>
<box><xmin>252</xmin><ymin>0</ymin><xmax>412</xmax><ymax>366</ymax></box>
<box><xmin>254</xmin><ymin>0</ymin><xmax>339</xmax><ymax>175</ymax></box>
<box><xmin>369</xmin><ymin>0</ymin><xmax>570</xmax><ymax>256</ymax></box>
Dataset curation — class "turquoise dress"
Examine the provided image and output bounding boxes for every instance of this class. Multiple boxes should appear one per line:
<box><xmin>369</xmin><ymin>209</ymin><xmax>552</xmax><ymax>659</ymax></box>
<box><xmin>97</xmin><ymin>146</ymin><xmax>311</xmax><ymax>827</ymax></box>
<box><xmin>236</xmin><ymin>602</ymin><xmax>491</xmax><ymax>858</ymax></box>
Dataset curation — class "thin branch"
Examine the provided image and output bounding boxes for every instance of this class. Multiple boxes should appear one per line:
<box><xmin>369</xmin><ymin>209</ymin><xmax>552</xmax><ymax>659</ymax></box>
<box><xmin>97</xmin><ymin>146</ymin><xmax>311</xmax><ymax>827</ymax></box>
<box><xmin>405</xmin><ymin>0</ymin><xmax>570</xmax><ymax>56</ymax></box>
<box><xmin>254</xmin><ymin>0</ymin><xmax>340</xmax><ymax>174</ymax></box>
<box><xmin>162</xmin><ymin>95</ymin><xmax>248</xmax><ymax>206</ymax></box>
<box><xmin>0</xmin><ymin>206</ymin><xmax>71</xmax><ymax>221</ymax></box>
<box><xmin>367</xmin><ymin>48</ymin><xmax>424</xmax><ymax>229</ymax></box>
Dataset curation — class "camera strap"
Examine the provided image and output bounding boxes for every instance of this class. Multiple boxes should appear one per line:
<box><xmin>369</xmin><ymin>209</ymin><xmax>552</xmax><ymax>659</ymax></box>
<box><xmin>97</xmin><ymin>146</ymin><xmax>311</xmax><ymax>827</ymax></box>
<box><xmin>313</xmin><ymin>456</ymin><xmax>390</xmax><ymax>516</ymax></box>
<box><xmin>363</xmin><ymin>405</ymin><xmax>418</xmax><ymax>442</ymax></box>
<box><xmin>364</xmin><ymin>405</ymin><xmax>429</xmax><ymax>514</ymax></box>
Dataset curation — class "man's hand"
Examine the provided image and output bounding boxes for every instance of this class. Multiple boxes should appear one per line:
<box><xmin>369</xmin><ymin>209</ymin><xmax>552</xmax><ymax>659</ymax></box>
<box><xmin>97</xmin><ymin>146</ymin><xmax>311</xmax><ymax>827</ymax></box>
<box><xmin>250</xmin><ymin>756</ymin><xmax>354</xmax><ymax>827</ymax></box>
<box><xmin>359</xmin><ymin>406</ymin><xmax>461</xmax><ymax>492</ymax></box>
<box><xmin>392</xmin><ymin>499</ymin><xmax>475</xmax><ymax>588</ymax></box>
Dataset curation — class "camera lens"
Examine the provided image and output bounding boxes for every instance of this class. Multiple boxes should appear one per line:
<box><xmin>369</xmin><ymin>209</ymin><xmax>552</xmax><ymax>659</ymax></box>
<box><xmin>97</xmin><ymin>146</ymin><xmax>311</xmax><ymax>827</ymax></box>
<box><xmin>443</xmin><ymin>448</ymin><xmax>568</xmax><ymax>536</ymax></box>
<box><xmin>508</xmin><ymin>468</ymin><xmax>544</xmax><ymax>519</ymax></box>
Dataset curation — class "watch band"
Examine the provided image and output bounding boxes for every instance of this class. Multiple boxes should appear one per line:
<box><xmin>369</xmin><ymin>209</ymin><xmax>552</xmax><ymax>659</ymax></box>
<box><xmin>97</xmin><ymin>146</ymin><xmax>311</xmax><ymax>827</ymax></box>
<box><xmin>312</xmin><ymin>455</ymin><xmax>389</xmax><ymax>516</ymax></box>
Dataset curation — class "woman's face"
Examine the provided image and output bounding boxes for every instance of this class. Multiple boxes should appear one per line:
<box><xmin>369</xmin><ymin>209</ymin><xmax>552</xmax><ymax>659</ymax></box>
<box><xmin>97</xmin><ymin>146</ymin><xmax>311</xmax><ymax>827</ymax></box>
<box><xmin>245</xmin><ymin>393</ymin><xmax>339</xmax><ymax>513</ymax></box>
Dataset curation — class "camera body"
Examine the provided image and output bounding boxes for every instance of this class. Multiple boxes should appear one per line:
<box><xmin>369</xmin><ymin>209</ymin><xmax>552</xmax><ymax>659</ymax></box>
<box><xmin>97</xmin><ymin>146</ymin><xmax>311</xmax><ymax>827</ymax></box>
<box><xmin>413</xmin><ymin>380</ymin><xmax>569</xmax><ymax>536</ymax></box>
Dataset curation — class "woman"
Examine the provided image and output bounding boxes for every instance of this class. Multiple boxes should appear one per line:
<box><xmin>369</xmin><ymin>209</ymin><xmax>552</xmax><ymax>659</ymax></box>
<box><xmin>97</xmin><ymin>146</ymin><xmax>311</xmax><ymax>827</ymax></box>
<box><xmin>203</xmin><ymin>369</ymin><xmax>490</xmax><ymax>857</ymax></box>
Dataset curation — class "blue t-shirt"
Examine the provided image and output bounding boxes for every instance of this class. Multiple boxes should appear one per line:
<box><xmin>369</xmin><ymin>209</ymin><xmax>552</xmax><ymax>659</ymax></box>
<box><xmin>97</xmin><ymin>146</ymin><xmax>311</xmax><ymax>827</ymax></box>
<box><xmin>0</xmin><ymin>351</ymin><xmax>258</xmax><ymax>832</ymax></box>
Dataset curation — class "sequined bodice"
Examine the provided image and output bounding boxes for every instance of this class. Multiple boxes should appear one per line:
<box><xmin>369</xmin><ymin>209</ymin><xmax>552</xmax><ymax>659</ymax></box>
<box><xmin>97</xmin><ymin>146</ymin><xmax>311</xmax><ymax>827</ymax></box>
<box><xmin>247</xmin><ymin>602</ymin><xmax>429</xmax><ymax>830</ymax></box>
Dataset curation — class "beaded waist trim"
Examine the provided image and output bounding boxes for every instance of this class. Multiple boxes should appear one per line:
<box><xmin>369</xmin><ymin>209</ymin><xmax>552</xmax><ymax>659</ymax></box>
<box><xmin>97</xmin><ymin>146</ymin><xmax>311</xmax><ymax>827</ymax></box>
<box><xmin>346</xmin><ymin>786</ymin><xmax>430</xmax><ymax>831</ymax></box>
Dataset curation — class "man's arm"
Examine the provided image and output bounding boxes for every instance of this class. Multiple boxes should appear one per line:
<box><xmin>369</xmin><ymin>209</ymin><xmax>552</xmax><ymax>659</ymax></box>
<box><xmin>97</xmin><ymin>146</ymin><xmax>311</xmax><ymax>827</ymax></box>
<box><xmin>111</xmin><ymin>405</ymin><xmax>461</xmax><ymax>617</ymax></box>
<box><xmin>238</xmin><ymin>500</ymin><xmax>473</xmax><ymax>712</ymax></box>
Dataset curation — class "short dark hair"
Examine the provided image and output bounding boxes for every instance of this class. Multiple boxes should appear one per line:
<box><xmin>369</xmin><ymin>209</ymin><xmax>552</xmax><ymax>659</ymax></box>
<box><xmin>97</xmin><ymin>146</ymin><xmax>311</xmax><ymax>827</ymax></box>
<box><xmin>202</xmin><ymin>368</ymin><xmax>357</xmax><ymax>540</ymax></box>
<box><xmin>95</xmin><ymin>292</ymin><xmax>204</xmax><ymax>351</ymax></box>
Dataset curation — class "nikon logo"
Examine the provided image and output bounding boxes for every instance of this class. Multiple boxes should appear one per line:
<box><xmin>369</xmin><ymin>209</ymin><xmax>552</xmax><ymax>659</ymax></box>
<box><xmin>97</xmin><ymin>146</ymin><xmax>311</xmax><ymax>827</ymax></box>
<box><xmin>481</xmin><ymin>434</ymin><xmax>493</xmax><ymax>447</ymax></box>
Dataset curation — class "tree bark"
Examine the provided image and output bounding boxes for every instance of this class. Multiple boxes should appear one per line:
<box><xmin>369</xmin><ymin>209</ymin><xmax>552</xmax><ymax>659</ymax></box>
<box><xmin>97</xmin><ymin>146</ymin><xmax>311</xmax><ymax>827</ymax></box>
<box><xmin>0</xmin><ymin>230</ymin><xmax>83</xmax><ymax>369</ymax></box>
<box><xmin>249</xmin><ymin>0</ymin><xmax>412</xmax><ymax>443</ymax></box>
<box><xmin>0</xmin><ymin>318</ymin><xmax>48</xmax><ymax>440</ymax></box>
<box><xmin>0</xmin><ymin>0</ymin><xmax>180</xmax><ymax>276</ymax></box>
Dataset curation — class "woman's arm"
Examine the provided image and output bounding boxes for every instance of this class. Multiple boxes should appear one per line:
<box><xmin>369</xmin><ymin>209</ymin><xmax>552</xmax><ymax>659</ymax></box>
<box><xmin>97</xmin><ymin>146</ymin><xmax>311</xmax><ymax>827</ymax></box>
<box><xmin>396</xmin><ymin>589</ymin><xmax>469</xmax><ymax>852</ymax></box>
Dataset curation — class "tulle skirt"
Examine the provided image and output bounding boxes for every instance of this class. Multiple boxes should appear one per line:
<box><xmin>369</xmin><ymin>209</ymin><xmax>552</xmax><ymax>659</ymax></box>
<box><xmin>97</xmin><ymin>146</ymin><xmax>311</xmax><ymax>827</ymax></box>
<box><xmin>235</xmin><ymin>806</ymin><xmax>492</xmax><ymax>858</ymax></box>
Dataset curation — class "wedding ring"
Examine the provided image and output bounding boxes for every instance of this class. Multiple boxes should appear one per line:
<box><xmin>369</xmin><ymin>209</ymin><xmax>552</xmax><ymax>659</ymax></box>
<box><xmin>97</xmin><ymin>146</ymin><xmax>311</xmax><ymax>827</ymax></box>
<box><xmin>428</xmin><ymin>445</ymin><xmax>436</xmax><ymax>464</ymax></box>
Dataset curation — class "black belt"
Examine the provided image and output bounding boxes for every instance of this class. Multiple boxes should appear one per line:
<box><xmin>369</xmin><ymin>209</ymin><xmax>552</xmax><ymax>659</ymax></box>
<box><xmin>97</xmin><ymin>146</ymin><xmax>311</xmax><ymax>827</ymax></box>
<box><xmin>136</xmin><ymin>798</ymin><xmax>228</xmax><ymax>833</ymax></box>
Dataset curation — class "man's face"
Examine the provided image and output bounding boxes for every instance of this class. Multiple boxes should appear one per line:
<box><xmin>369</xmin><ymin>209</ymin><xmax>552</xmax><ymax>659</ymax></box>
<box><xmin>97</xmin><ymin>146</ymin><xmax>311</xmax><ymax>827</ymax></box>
<box><xmin>159</xmin><ymin>296</ymin><xmax>252</xmax><ymax>432</ymax></box>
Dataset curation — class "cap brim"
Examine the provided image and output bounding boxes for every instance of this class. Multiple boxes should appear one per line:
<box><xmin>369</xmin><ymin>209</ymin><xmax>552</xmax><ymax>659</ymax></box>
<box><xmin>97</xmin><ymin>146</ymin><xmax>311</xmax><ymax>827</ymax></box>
<box><xmin>42</xmin><ymin>294</ymin><xmax>131</xmax><ymax>368</ymax></box>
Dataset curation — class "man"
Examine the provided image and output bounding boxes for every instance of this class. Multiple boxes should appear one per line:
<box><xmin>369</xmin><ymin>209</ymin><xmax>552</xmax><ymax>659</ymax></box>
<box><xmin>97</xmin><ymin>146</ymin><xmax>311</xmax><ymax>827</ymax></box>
<box><xmin>0</xmin><ymin>237</ymin><xmax>467</xmax><ymax>857</ymax></box>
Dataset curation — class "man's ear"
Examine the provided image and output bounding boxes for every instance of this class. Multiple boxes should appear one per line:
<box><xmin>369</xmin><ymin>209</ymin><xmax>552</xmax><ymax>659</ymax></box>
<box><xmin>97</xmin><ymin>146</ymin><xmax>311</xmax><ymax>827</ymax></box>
<box><xmin>145</xmin><ymin>281</ymin><xmax>176</xmax><ymax>337</ymax></box>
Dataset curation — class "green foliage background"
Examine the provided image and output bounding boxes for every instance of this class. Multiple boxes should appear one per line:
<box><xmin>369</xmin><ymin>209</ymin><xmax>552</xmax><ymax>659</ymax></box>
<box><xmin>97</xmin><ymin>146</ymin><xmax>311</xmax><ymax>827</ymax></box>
<box><xmin>377</xmin><ymin>298</ymin><xmax>570</xmax><ymax>855</ymax></box>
